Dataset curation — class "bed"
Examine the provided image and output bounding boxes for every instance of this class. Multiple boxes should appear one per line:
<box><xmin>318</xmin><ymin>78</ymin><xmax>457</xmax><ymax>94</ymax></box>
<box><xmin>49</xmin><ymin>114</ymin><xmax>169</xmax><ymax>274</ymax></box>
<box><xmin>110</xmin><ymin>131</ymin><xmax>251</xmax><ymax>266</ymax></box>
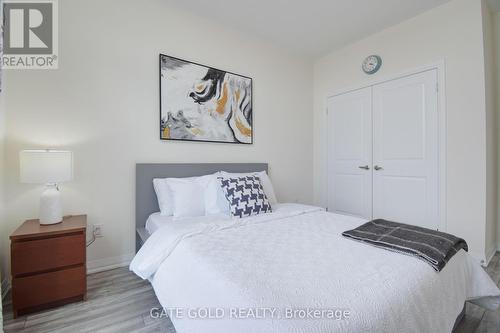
<box><xmin>131</xmin><ymin>163</ymin><xmax>500</xmax><ymax>333</ymax></box>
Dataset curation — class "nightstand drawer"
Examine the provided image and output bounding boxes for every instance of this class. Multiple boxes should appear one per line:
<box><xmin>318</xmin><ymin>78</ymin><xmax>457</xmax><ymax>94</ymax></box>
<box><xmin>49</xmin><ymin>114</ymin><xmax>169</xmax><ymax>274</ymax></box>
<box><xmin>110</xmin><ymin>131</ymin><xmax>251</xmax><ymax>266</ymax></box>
<box><xmin>12</xmin><ymin>266</ymin><xmax>85</xmax><ymax>311</ymax></box>
<box><xmin>11</xmin><ymin>233</ymin><xmax>85</xmax><ymax>276</ymax></box>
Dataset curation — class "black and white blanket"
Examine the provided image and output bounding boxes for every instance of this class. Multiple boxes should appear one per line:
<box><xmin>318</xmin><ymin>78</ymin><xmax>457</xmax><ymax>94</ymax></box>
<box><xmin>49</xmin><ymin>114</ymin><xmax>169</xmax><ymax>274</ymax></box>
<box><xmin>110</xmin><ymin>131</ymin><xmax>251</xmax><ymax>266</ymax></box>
<box><xmin>342</xmin><ymin>219</ymin><xmax>468</xmax><ymax>272</ymax></box>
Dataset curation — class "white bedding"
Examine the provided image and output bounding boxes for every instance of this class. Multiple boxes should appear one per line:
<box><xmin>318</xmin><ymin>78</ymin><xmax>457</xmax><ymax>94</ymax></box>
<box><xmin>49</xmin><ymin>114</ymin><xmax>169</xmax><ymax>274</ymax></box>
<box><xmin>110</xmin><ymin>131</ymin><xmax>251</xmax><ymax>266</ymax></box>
<box><xmin>131</xmin><ymin>203</ymin><xmax>500</xmax><ymax>333</ymax></box>
<box><xmin>145</xmin><ymin>212</ymin><xmax>230</xmax><ymax>234</ymax></box>
<box><xmin>145</xmin><ymin>212</ymin><xmax>172</xmax><ymax>234</ymax></box>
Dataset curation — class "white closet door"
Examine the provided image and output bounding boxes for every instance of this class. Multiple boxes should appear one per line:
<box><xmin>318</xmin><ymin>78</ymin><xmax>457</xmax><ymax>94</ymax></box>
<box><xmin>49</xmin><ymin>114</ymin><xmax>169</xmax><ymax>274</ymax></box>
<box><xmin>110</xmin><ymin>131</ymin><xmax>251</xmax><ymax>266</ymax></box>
<box><xmin>372</xmin><ymin>69</ymin><xmax>438</xmax><ymax>229</ymax></box>
<box><xmin>327</xmin><ymin>87</ymin><xmax>372</xmax><ymax>219</ymax></box>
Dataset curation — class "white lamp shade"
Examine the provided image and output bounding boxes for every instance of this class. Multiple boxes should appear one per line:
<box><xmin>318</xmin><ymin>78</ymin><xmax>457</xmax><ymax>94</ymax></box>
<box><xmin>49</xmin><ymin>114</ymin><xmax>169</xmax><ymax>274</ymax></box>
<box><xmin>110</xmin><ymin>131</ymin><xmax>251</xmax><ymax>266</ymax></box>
<box><xmin>20</xmin><ymin>150</ymin><xmax>73</xmax><ymax>184</ymax></box>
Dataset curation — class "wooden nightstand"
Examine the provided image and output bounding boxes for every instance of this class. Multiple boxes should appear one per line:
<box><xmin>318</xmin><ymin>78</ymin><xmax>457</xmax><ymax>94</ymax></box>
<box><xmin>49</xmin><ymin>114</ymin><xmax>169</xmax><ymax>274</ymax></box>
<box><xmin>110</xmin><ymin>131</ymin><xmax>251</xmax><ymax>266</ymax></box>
<box><xmin>10</xmin><ymin>215</ymin><xmax>87</xmax><ymax>317</ymax></box>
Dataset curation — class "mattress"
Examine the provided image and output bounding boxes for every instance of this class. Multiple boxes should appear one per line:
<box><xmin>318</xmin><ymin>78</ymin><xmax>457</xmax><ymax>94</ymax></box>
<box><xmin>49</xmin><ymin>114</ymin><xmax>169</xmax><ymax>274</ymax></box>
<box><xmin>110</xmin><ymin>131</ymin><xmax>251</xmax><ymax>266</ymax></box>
<box><xmin>145</xmin><ymin>213</ymin><xmax>173</xmax><ymax>234</ymax></box>
<box><xmin>145</xmin><ymin>212</ymin><xmax>231</xmax><ymax>234</ymax></box>
<box><xmin>131</xmin><ymin>203</ymin><xmax>500</xmax><ymax>333</ymax></box>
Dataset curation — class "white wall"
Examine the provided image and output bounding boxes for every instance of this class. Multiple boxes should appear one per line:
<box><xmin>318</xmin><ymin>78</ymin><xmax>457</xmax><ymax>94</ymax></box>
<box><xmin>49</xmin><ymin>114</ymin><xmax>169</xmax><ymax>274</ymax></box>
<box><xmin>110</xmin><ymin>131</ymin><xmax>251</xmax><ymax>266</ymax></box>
<box><xmin>482</xmin><ymin>0</ymin><xmax>497</xmax><ymax>261</ymax></box>
<box><xmin>495</xmin><ymin>10</ymin><xmax>500</xmax><ymax>250</ymax></box>
<box><xmin>313</xmin><ymin>0</ymin><xmax>490</xmax><ymax>261</ymax></box>
<box><xmin>2</xmin><ymin>0</ymin><xmax>313</xmax><ymax>274</ymax></box>
<box><xmin>0</xmin><ymin>0</ymin><xmax>5</xmax><ymax>318</ymax></box>
<box><xmin>0</xmin><ymin>47</ymin><xmax>6</xmax><ymax>302</ymax></box>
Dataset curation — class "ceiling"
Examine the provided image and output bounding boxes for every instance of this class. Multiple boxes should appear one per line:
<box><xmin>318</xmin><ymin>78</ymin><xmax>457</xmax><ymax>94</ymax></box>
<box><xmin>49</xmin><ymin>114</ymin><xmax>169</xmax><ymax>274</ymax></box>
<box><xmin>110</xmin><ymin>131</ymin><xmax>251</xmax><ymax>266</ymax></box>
<box><xmin>167</xmin><ymin>0</ymin><xmax>453</xmax><ymax>58</ymax></box>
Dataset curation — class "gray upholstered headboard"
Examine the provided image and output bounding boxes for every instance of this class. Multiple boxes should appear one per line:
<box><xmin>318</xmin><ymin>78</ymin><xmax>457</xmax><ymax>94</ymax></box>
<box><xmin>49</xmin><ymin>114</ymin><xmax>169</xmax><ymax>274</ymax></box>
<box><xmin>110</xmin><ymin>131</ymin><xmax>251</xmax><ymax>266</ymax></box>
<box><xmin>135</xmin><ymin>163</ymin><xmax>268</xmax><ymax>251</ymax></box>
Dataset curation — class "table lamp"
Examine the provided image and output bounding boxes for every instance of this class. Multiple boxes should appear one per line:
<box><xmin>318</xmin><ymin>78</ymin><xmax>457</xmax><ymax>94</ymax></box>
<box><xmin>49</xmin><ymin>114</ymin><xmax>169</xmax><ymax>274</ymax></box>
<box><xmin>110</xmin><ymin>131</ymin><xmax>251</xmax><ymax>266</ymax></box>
<box><xmin>20</xmin><ymin>150</ymin><xmax>73</xmax><ymax>225</ymax></box>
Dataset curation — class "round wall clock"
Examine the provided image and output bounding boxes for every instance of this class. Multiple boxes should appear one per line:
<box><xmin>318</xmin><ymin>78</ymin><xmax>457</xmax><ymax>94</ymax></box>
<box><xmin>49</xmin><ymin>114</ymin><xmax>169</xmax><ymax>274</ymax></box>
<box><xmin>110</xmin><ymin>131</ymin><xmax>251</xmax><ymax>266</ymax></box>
<box><xmin>362</xmin><ymin>55</ymin><xmax>382</xmax><ymax>75</ymax></box>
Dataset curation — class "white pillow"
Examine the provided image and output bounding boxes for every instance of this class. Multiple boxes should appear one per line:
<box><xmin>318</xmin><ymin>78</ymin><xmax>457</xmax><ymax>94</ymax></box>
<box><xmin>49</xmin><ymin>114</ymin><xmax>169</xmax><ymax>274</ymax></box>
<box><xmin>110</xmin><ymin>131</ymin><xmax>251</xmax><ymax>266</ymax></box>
<box><xmin>153</xmin><ymin>175</ymin><xmax>214</xmax><ymax>216</ymax></box>
<box><xmin>205</xmin><ymin>176</ymin><xmax>230</xmax><ymax>215</ymax></box>
<box><xmin>218</xmin><ymin>170</ymin><xmax>278</xmax><ymax>205</ymax></box>
<box><xmin>153</xmin><ymin>178</ymin><xmax>174</xmax><ymax>216</ymax></box>
<box><xmin>167</xmin><ymin>176</ymin><xmax>210</xmax><ymax>219</ymax></box>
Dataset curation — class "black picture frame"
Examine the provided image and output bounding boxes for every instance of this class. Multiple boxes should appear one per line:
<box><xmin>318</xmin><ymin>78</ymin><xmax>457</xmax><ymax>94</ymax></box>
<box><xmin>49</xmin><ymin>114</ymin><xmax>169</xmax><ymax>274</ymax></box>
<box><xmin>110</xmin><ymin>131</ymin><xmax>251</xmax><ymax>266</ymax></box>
<box><xmin>159</xmin><ymin>54</ymin><xmax>253</xmax><ymax>144</ymax></box>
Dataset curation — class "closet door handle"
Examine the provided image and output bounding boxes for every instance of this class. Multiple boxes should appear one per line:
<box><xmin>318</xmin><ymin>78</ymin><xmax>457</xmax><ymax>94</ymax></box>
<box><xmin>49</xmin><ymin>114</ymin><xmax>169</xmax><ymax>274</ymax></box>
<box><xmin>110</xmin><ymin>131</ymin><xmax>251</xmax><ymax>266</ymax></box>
<box><xmin>358</xmin><ymin>165</ymin><xmax>370</xmax><ymax>170</ymax></box>
<box><xmin>374</xmin><ymin>165</ymin><xmax>383</xmax><ymax>171</ymax></box>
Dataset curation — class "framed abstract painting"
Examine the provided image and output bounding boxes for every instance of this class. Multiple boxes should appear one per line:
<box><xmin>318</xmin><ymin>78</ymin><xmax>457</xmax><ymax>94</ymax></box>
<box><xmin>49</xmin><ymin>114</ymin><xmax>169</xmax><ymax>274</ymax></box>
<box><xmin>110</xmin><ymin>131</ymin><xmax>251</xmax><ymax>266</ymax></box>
<box><xmin>159</xmin><ymin>54</ymin><xmax>253</xmax><ymax>144</ymax></box>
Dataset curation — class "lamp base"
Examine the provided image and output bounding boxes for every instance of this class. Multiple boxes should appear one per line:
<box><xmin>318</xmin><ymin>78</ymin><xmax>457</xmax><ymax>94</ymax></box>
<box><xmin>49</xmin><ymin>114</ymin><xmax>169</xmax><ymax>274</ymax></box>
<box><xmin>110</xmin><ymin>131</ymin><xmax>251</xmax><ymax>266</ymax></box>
<box><xmin>39</xmin><ymin>184</ymin><xmax>63</xmax><ymax>225</ymax></box>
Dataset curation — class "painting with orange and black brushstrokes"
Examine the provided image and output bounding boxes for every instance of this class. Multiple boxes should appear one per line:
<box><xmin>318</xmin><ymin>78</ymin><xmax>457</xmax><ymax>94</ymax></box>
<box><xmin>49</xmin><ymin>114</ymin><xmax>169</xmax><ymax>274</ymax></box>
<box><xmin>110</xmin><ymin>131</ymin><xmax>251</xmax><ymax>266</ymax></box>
<box><xmin>160</xmin><ymin>54</ymin><xmax>252</xmax><ymax>144</ymax></box>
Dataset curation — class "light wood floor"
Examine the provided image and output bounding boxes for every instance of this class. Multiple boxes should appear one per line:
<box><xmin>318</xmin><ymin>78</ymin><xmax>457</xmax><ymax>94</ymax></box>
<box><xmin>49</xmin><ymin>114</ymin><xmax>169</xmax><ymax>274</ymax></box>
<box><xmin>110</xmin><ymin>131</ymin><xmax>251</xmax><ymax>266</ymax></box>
<box><xmin>3</xmin><ymin>253</ymin><xmax>500</xmax><ymax>332</ymax></box>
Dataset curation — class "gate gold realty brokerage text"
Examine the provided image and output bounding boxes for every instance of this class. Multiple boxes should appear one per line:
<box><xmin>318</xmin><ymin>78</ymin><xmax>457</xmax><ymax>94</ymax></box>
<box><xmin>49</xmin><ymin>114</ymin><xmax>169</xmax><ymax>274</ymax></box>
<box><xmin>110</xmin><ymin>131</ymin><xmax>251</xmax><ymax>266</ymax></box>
<box><xmin>150</xmin><ymin>307</ymin><xmax>351</xmax><ymax>320</ymax></box>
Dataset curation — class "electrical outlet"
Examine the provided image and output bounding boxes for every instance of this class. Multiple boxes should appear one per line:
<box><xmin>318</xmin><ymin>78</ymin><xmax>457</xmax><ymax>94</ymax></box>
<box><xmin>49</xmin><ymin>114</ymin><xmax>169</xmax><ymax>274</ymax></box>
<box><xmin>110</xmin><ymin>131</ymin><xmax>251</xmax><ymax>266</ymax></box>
<box><xmin>93</xmin><ymin>224</ymin><xmax>104</xmax><ymax>238</ymax></box>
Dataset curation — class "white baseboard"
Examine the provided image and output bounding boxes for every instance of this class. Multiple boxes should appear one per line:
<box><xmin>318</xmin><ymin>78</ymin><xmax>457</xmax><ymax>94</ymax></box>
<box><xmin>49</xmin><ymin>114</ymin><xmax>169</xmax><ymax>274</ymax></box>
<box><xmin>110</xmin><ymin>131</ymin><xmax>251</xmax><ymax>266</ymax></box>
<box><xmin>2</xmin><ymin>277</ymin><xmax>10</xmax><ymax>300</ymax></box>
<box><xmin>86</xmin><ymin>253</ymin><xmax>134</xmax><ymax>274</ymax></box>
<box><xmin>485</xmin><ymin>246</ymin><xmax>497</xmax><ymax>267</ymax></box>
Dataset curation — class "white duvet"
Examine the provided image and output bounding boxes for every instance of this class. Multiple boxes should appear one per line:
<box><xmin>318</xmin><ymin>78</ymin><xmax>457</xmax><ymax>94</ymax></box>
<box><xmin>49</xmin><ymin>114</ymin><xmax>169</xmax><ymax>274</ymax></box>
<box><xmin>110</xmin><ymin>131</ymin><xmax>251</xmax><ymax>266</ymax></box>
<box><xmin>130</xmin><ymin>204</ymin><xmax>500</xmax><ymax>333</ymax></box>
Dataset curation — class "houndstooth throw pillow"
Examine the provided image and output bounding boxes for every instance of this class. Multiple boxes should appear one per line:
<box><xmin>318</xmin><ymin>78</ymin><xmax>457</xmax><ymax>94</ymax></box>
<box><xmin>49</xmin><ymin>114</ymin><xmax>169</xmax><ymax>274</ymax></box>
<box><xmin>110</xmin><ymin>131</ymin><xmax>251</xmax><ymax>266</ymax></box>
<box><xmin>218</xmin><ymin>176</ymin><xmax>272</xmax><ymax>218</ymax></box>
